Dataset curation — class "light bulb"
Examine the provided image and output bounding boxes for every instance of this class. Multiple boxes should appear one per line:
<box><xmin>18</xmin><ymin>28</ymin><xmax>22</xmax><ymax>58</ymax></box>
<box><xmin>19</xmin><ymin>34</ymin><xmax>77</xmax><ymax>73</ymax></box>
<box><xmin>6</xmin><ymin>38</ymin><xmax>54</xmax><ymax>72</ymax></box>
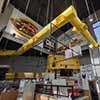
<box><xmin>89</xmin><ymin>15</ymin><xmax>93</xmax><ymax>22</ymax></box>
<box><xmin>89</xmin><ymin>44</ymin><xmax>93</xmax><ymax>48</ymax></box>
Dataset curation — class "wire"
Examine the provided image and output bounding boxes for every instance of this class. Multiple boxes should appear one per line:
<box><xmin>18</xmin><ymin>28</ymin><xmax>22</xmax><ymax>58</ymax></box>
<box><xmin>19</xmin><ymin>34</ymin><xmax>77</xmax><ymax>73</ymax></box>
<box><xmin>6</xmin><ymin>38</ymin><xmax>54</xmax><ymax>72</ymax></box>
<box><xmin>4</xmin><ymin>39</ymin><xmax>9</xmax><ymax>50</ymax></box>
<box><xmin>37</xmin><ymin>7</ymin><xmax>41</xmax><ymax>22</ymax></box>
<box><xmin>72</xmin><ymin>0</ymin><xmax>74</xmax><ymax>6</ymax></box>
<box><xmin>89</xmin><ymin>0</ymin><xmax>98</xmax><ymax>21</ymax></box>
<box><xmin>71</xmin><ymin>0</ymin><xmax>77</xmax><ymax>14</ymax></box>
<box><xmin>25</xmin><ymin>0</ymin><xmax>31</xmax><ymax>14</ymax></box>
<box><xmin>50</xmin><ymin>0</ymin><xmax>53</xmax><ymax>21</ymax></box>
<box><xmin>85</xmin><ymin>0</ymin><xmax>91</xmax><ymax>15</ymax></box>
<box><xmin>46</xmin><ymin>0</ymin><xmax>51</xmax><ymax>24</ymax></box>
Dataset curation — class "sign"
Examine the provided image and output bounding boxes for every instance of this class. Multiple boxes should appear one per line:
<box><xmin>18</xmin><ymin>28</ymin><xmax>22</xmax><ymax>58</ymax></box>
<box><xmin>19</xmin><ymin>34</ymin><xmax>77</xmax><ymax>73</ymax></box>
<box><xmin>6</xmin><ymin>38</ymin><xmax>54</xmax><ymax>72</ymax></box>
<box><xmin>81</xmin><ymin>64</ymin><xmax>95</xmax><ymax>80</ymax></box>
<box><xmin>6</xmin><ymin>8</ymin><xmax>42</xmax><ymax>39</ymax></box>
<box><xmin>65</xmin><ymin>49</ymin><xmax>73</xmax><ymax>58</ymax></box>
<box><xmin>44</xmin><ymin>38</ymin><xmax>56</xmax><ymax>51</ymax></box>
<box><xmin>4</xmin><ymin>8</ymin><xmax>44</xmax><ymax>49</ymax></box>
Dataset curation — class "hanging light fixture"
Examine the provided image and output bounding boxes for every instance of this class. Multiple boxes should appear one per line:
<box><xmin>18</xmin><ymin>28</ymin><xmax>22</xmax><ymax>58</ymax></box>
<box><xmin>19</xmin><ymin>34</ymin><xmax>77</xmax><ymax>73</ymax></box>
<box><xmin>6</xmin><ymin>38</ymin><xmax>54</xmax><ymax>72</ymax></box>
<box><xmin>89</xmin><ymin>15</ymin><xmax>94</xmax><ymax>22</ymax></box>
<box><xmin>85</xmin><ymin>0</ymin><xmax>93</xmax><ymax>22</ymax></box>
<box><xmin>90</xmin><ymin>0</ymin><xmax>98</xmax><ymax>21</ymax></box>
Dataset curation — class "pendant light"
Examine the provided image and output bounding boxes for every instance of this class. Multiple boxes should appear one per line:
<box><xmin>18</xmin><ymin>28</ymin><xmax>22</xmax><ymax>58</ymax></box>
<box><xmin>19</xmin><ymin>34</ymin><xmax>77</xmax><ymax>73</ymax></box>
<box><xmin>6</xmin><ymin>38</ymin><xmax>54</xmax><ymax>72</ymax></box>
<box><xmin>90</xmin><ymin>0</ymin><xmax>98</xmax><ymax>21</ymax></box>
<box><xmin>85</xmin><ymin>0</ymin><xmax>93</xmax><ymax>22</ymax></box>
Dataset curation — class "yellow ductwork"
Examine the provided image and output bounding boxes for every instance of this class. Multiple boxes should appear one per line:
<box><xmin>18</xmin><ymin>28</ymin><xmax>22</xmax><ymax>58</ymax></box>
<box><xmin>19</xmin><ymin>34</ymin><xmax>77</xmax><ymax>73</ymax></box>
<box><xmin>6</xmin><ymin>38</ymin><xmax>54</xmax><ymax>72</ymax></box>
<box><xmin>15</xmin><ymin>6</ymin><xmax>77</xmax><ymax>55</ymax></box>
<box><xmin>70</xmin><ymin>17</ymin><xmax>99</xmax><ymax>48</ymax></box>
<box><xmin>0</xmin><ymin>5</ymin><xmax>99</xmax><ymax>55</ymax></box>
<box><xmin>0</xmin><ymin>50</ymin><xmax>16</xmax><ymax>56</ymax></box>
<box><xmin>15</xmin><ymin>5</ymin><xmax>98</xmax><ymax>55</ymax></box>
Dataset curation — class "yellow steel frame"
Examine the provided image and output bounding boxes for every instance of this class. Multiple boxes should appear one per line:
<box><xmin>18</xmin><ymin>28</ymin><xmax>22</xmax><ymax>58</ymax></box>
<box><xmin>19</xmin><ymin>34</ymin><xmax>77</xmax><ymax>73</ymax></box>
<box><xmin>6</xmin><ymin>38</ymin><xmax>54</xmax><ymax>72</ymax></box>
<box><xmin>0</xmin><ymin>50</ymin><xmax>16</xmax><ymax>55</ymax></box>
<box><xmin>47</xmin><ymin>54</ymin><xmax>80</xmax><ymax>70</ymax></box>
<box><xmin>0</xmin><ymin>5</ymin><xmax>99</xmax><ymax>55</ymax></box>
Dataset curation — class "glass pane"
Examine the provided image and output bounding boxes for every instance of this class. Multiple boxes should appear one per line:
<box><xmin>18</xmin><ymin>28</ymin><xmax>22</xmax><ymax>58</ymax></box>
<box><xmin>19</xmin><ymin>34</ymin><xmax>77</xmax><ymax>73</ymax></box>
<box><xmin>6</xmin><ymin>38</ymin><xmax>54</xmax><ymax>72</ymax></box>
<box><xmin>93</xmin><ymin>21</ymin><xmax>100</xmax><ymax>28</ymax></box>
<box><xmin>94</xmin><ymin>26</ymin><xmax>100</xmax><ymax>43</ymax></box>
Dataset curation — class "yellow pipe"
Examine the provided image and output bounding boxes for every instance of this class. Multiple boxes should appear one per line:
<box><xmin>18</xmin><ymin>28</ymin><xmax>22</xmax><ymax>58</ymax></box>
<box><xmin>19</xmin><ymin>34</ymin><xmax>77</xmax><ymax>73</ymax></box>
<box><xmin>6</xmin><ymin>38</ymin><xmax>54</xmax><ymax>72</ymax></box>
<box><xmin>0</xmin><ymin>50</ymin><xmax>16</xmax><ymax>56</ymax></box>
<box><xmin>16</xmin><ymin>5</ymin><xmax>98</xmax><ymax>55</ymax></box>
<box><xmin>0</xmin><ymin>5</ymin><xmax>99</xmax><ymax>55</ymax></box>
<box><xmin>15</xmin><ymin>6</ymin><xmax>77</xmax><ymax>55</ymax></box>
<box><xmin>70</xmin><ymin>17</ymin><xmax>99</xmax><ymax>48</ymax></box>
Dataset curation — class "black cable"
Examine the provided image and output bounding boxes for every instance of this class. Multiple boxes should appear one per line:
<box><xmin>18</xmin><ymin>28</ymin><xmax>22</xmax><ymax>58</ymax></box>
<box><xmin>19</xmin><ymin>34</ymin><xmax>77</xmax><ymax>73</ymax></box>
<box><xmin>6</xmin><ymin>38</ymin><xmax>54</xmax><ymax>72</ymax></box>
<box><xmin>25</xmin><ymin>0</ymin><xmax>31</xmax><ymax>14</ymax></box>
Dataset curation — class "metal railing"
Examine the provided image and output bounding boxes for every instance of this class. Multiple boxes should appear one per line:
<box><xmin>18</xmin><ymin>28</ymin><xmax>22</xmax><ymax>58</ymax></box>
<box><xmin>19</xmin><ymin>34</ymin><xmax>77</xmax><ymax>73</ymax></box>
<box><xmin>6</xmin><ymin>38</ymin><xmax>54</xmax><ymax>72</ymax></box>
<box><xmin>34</xmin><ymin>84</ymin><xmax>74</xmax><ymax>100</ymax></box>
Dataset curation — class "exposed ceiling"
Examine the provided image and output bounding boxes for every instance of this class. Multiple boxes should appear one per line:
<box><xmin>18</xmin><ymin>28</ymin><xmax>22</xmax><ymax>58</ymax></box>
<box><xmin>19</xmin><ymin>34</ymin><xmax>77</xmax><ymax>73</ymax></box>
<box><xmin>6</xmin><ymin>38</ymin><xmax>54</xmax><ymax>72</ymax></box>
<box><xmin>10</xmin><ymin>0</ymin><xmax>100</xmax><ymax>37</ymax></box>
<box><xmin>0</xmin><ymin>0</ymin><xmax>100</xmax><ymax>56</ymax></box>
<box><xmin>10</xmin><ymin>0</ymin><xmax>100</xmax><ymax>23</ymax></box>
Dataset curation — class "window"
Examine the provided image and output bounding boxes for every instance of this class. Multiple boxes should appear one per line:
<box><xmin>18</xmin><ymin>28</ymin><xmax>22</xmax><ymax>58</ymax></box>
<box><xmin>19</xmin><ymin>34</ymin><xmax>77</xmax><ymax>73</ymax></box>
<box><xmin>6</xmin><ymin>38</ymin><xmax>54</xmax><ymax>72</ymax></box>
<box><xmin>93</xmin><ymin>21</ymin><xmax>100</xmax><ymax>44</ymax></box>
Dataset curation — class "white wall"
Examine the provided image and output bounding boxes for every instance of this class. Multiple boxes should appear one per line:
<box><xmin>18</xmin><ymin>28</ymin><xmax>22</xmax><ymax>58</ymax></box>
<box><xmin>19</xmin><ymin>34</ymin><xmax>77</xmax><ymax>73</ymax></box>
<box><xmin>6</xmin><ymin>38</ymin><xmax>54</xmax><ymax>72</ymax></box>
<box><xmin>0</xmin><ymin>4</ymin><xmax>13</xmax><ymax>30</ymax></box>
<box><xmin>89</xmin><ymin>48</ymin><xmax>100</xmax><ymax>77</ymax></box>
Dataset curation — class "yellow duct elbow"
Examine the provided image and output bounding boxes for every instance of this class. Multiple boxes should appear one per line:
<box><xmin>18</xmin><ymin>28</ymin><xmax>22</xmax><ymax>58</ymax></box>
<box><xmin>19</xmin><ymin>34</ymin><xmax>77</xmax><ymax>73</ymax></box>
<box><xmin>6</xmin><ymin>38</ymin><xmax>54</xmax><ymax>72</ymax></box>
<box><xmin>72</xmin><ymin>27</ymin><xmax>80</xmax><ymax>34</ymax></box>
<box><xmin>70</xmin><ymin>14</ymin><xmax>99</xmax><ymax>48</ymax></box>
